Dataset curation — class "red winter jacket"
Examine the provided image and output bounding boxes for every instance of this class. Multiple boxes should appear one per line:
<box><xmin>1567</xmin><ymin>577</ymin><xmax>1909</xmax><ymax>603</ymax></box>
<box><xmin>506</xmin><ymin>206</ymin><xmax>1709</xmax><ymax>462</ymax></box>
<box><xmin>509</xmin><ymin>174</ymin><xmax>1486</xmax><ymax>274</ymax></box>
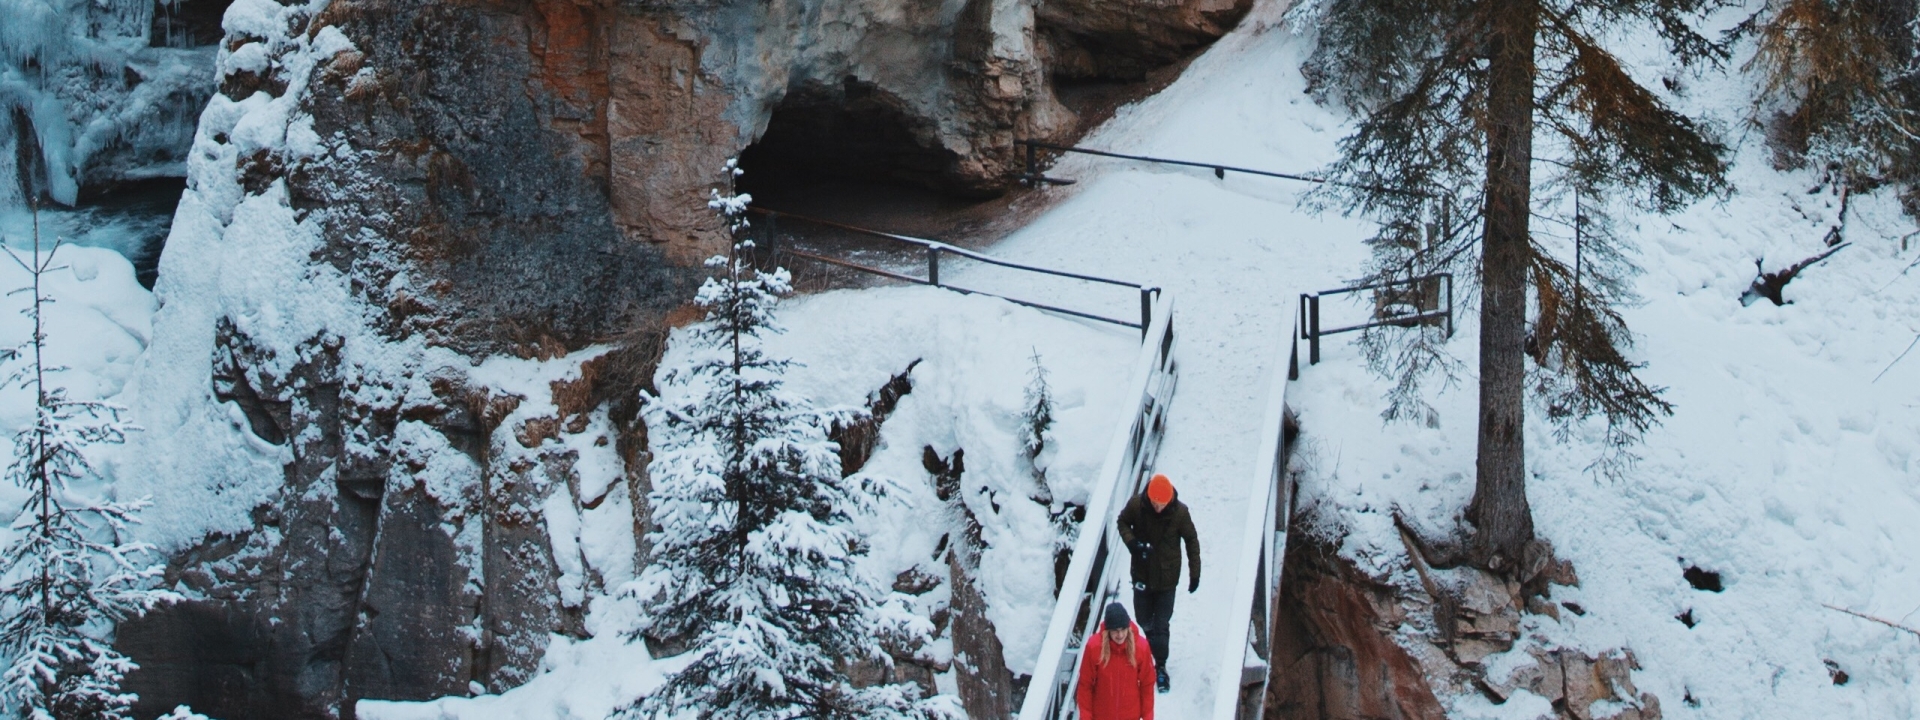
<box><xmin>1072</xmin><ymin>623</ymin><xmax>1156</xmax><ymax>720</ymax></box>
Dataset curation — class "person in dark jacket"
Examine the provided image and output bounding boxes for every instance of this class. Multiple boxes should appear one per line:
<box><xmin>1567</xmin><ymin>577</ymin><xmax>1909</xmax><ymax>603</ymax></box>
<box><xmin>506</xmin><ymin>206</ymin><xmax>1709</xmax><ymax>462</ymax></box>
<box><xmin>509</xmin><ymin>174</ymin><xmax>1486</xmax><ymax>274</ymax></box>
<box><xmin>1074</xmin><ymin>602</ymin><xmax>1156</xmax><ymax>720</ymax></box>
<box><xmin>1116</xmin><ymin>473</ymin><xmax>1199</xmax><ymax>693</ymax></box>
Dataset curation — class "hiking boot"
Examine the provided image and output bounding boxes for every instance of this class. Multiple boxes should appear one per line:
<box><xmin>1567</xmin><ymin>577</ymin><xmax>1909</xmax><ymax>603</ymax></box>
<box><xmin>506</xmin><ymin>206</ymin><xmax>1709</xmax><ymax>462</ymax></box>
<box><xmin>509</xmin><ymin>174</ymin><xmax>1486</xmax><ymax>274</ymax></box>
<box><xmin>1156</xmin><ymin>668</ymin><xmax>1170</xmax><ymax>694</ymax></box>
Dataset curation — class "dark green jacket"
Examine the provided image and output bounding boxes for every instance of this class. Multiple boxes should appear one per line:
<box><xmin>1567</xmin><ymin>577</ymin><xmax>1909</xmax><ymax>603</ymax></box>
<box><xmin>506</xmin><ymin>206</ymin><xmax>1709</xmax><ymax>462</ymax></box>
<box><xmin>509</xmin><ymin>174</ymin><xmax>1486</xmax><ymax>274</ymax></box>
<box><xmin>1116</xmin><ymin>488</ymin><xmax>1200</xmax><ymax>591</ymax></box>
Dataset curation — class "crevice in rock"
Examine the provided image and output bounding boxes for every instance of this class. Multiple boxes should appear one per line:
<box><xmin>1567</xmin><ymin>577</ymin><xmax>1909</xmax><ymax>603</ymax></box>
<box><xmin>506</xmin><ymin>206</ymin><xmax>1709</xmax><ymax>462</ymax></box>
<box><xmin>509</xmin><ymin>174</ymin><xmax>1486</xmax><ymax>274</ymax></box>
<box><xmin>830</xmin><ymin>359</ymin><xmax>921</xmax><ymax>476</ymax></box>
<box><xmin>1035</xmin><ymin>0</ymin><xmax>1252</xmax><ymax>83</ymax></box>
<box><xmin>923</xmin><ymin>446</ymin><xmax>1016</xmax><ymax>717</ymax></box>
<box><xmin>1264</xmin><ymin>529</ymin><xmax>1449</xmax><ymax>720</ymax></box>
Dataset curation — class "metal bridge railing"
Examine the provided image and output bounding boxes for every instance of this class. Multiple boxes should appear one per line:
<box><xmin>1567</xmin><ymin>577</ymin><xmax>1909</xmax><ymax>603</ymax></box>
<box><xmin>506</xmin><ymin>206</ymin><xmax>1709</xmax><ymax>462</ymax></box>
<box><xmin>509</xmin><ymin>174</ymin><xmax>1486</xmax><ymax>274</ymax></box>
<box><xmin>1013</xmin><ymin>139</ymin><xmax>1430</xmax><ymax>198</ymax></box>
<box><xmin>1208</xmin><ymin>327</ymin><xmax>1297</xmax><ymax>720</ymax></box>
<box><xmin>1016</xmin><ymin>291</ymin><xmax>1178</xmax><ymax>720</ymax></box>
<box><xmin>747</xmin><ymin>207</ymin><xmax>1159</xmax><ymax>334</ymax></box>
<box><xmin>1294</xmin><ymin>273</ymin><xmax>1454</xmax><ymax>377</ymax></box>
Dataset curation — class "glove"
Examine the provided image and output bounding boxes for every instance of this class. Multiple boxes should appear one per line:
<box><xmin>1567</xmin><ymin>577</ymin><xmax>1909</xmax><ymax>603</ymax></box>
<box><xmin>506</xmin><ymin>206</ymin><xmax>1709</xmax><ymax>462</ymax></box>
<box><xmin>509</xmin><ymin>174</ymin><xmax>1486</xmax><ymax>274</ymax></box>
<box><xmin>1188</xmin><ymin>575</ymin><xmax>1199</xmax><ymax>594</ymax></box>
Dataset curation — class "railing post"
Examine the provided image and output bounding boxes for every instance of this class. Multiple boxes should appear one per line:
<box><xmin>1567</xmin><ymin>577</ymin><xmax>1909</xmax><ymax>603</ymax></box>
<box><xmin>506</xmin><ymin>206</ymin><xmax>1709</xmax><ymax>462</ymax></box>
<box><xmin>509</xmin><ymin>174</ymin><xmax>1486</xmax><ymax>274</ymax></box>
<box><xmin>1289</xmin><ymin>337</ymin><xmax>1299</xmax><ymax>381</ymax></box>
<box><xmin>928</xmin><ymin>245</ymin><xmax>941</xmax><ymax>287</ymax></box>
<box><xmin>1140</xmin><ymin>288</ymin><xmax>1153</xmax><ymax>338</ymax></box>
<box><xmin>1309</xmin><ymin>294</ymin><xmax>1321</xmax><ymax>365</ymax></box>
<box><xmin>1025</xmin><ymin>141</ymin><xmax>1038</xmax><ymax>183</ymax></box>
<box><xmin>1298</xmin><ymin>294</ymin><xmax>1310</xmax><ymax>340</ymax></box>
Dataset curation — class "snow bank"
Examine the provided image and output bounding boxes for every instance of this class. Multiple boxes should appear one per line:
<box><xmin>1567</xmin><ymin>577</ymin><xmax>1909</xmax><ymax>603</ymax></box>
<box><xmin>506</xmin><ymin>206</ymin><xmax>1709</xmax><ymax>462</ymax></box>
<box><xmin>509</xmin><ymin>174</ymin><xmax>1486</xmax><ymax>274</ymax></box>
<box><xmin>1279</xmin><ymin>4</ymin><xmax>1920</xmax><ymax>718</ymax></box>
<box><xmin>359</xmin><ymin>598</ymin><xmax>682</xmax><ymax>720</ymax></box>
<box><xmin>362</xmin><ymin>284</ymin><xmax>1138</xmax><ymax>715</ymax></box>
<box><xmin>0</xmin><ymin>242</ymin><xmax>155</xmax><ymax>521</ymax></box>
<box><xmin>759</xmin><ymin>286</ymin><xmax>1137</xmax><ymax>675</ymax></box>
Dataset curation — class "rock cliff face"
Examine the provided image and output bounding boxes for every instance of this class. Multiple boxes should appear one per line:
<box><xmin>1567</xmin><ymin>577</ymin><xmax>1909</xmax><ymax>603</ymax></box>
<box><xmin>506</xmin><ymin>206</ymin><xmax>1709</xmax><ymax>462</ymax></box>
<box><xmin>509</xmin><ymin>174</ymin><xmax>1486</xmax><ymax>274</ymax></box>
<box><xmin>116</xmin><ymin>0</ymin><xmax>1248</xmax><ymax>716</ymax></box>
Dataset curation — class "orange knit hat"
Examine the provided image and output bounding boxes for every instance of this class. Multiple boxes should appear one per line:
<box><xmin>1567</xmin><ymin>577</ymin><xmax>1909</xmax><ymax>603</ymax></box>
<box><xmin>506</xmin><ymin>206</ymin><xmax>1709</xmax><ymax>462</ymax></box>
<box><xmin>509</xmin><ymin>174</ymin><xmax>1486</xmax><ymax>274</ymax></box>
<box><xmin>1147</xmin><ymin>474</ymin><xmax>1174</xmax><ymax>504</ymax></box>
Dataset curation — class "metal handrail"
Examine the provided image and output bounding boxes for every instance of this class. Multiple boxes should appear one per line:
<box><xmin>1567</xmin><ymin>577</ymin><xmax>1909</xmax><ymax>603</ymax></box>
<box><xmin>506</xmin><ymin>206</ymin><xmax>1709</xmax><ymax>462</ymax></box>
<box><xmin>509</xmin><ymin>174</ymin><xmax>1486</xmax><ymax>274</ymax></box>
<box><xmin>1208</xmin><ymin>326</ymin><xmax>1296</xmax><ymax>720</ymax></box>
<box><xmin>749</xmin><ymin>207</ymin><xmax>1159</xmax><ymax>331</ymax></box>
<box><xmin>1297</xmin><ymin>272</ymin><xmax>1454</xmax><ymax>371</ymax></box>
<box><xmin>1015</xmin><ymin>140</ymin><xmax>1431</xmax><ymax>198</ymax></box>
<box><xmin>1016</xmin><ymin>292</ymin><xmax>1178</xmax><ymax>720</ymax></box>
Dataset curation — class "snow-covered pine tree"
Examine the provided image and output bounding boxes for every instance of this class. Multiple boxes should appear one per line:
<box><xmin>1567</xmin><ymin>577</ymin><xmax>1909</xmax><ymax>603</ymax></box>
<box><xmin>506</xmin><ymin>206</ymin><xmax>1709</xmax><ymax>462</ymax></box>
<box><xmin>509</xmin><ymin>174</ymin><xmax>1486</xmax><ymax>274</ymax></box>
<box><xmin>0</xmin><ymin>207</ymin><xmax>175</xmax><ymax>719</ymax></box>
<box><xmin>1298</xmin><ymin>0</ymin><xmax>1730</xmax><ymax>569</ymax></box>
<box><xmin>1018</xmin><ymin>349</ymin><xmax>1053</xmax><ymax>497</ymax></box>
<box><xmin>625</xmin><ymin>161</ymin><xmax>933</xmax><ymax>720</ymax></box>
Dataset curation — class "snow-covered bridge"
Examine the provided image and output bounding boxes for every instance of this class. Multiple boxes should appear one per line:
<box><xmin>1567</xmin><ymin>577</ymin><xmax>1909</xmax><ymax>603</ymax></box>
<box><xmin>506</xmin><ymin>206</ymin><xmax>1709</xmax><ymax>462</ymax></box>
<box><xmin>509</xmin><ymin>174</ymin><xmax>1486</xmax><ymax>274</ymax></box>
<box><xmin>742</xmin><ymin>2</ymin><xmax>1378</xmax><ymax>713</ymax></box>
<box><xmin>955</xmin><ymin>3</ymin><xmax>1377</xmax><ymax>716</ymax></box>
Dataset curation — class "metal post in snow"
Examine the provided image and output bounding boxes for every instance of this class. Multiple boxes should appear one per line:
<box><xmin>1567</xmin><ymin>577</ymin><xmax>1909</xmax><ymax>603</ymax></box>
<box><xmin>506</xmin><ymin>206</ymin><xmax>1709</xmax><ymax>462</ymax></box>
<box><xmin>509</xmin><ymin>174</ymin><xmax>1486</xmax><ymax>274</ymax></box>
<box><xmin>1309</xmin><ymin>294</ymin><xmax>1321</xmax><ymax>365</ymax></box>
<box><xmin>1301</xmin><ymin>294</ymin><xmax>1313</xmax><ymax>340</ymax></box>
<box><xmin>1140</xmin><ymin>287</ymin><xmax>1153</xmax><ymax>338</ymax></box>
<box><xmin>928</xmin><ymin>245</ymin><xmax>941</xmax><ymax>287</ymax></box>
<box><xmin>1025</xmin><ymin>141</ymin><xmax>1038</xmax><ymax>183</ymax></box>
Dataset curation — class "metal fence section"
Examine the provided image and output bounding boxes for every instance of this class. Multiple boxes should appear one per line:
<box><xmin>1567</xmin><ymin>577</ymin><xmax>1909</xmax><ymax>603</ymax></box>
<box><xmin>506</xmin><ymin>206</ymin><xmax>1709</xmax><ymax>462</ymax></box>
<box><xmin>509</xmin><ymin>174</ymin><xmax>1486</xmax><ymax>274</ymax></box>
<box><xmin>748</xmin><ymin>207</ymin><xmax>1159</xmax><ymax>333</ymax></box>
<box><xmin>1208</xmin><ymin>328</ymin><xmax>1296</xmax><ymax>720</ymax></box>
<box><xmin>1015</xmin><ymin>291</ymin><xmax>1179</xmax><ymax>720</ymax></box>
<box><xmin>1014</xmin><ymin>140</ymin><xmax>1430</xmax><ymax>198</ymax></box>
<box><xmin>1295</xmin><ymin>273</ymin><xmax>1453</xmax><ymax>376</ymax></box>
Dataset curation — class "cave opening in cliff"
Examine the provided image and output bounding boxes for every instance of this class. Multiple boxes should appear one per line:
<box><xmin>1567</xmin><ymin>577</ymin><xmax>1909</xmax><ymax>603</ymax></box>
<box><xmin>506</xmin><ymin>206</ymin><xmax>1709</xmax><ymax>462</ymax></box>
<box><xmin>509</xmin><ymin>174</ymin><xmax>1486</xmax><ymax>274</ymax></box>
<box><xmin>736</xmin><ymin>78</ymin><xmax>998</xmax><ymax>235</ymax></box>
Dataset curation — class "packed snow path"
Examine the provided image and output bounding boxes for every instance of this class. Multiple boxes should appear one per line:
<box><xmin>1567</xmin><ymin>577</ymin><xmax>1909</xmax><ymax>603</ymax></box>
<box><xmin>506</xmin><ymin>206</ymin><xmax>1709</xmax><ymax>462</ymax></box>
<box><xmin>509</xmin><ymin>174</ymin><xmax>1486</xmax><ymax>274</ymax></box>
<box><xmin>939</xmin><ymin>2</ymin><xmax>1376</xmax><ymax>716</ymax></box>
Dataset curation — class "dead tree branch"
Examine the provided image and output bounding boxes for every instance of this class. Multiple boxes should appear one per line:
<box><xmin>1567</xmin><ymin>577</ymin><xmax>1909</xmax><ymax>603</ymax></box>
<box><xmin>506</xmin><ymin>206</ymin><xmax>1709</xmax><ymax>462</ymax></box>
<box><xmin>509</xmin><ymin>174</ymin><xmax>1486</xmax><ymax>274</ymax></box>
<box><xmin>1822</xmin><ymin>603</ymin><xmax>1920</xmax><ymax>639</ymax></box>
<box><xmin>1741</xmin><ymin>243</ymin><xmax>1849</xmax><ymax>306</ymax></box>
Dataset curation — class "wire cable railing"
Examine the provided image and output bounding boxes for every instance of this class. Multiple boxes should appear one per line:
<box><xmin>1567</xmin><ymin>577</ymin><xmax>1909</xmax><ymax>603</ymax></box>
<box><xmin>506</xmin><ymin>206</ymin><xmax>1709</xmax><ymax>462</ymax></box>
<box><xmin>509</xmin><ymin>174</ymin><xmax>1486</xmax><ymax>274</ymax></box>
<box><xmin>748</xmin><ymin>207</ymin><xmax>1160</xmax><ymax>333</ymax></box>
<box><xmin>1015</xmin><ymin>140</ymin><xmax>1431</xmax><ymax>198</ymax></box>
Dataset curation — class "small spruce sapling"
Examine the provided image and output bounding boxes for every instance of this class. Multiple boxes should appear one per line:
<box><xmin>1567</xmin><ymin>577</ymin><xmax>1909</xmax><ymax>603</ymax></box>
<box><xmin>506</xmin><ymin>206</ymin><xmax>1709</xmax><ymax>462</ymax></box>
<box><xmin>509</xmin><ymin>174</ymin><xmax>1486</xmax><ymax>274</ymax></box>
<box><xmin>1018</xmin><ymin>348</ymin><xmax>1054</xmax><ymax>502</ymax></box>
<box><xmin>624</xmin><ymin>160</ymin><xmax>938</xmax><ymax>720</ymax></box>
<box><xmin>0</xmin><ymin>207</ymin><xmax>177</xmax><ymax>720</ymax></box>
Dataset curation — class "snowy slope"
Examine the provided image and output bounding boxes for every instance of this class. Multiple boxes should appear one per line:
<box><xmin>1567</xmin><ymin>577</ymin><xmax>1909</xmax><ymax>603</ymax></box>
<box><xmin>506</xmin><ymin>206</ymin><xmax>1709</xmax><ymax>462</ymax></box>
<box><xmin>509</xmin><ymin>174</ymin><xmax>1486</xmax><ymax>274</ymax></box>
<box><xmin>364</xmin><ymin>286</ymin><xmax>1140</xmax><ymax>718</ymax></box>
<box><xmin>0</xmin><ymin>242</ymin><xmax>155</xmax><ymax>518</ymax></box>
<box><xmin>1275</xmin><ymin>6</ymin><xmax>1920</xmax><ymax>720</ymax></box>
<box><xmin>1290</xmin><ymin>118</ymin><xmax>1920</xmax><ymax>720</ymax></box>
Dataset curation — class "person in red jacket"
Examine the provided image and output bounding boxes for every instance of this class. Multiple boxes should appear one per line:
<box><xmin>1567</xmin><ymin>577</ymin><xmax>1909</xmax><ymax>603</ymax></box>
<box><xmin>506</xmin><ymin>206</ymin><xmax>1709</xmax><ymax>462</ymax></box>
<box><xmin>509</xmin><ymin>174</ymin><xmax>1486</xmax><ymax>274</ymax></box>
<box><xmin>1074</xmin><ymin>602</ymin><xmax>1156</xmax><ymax>720</ymax></box>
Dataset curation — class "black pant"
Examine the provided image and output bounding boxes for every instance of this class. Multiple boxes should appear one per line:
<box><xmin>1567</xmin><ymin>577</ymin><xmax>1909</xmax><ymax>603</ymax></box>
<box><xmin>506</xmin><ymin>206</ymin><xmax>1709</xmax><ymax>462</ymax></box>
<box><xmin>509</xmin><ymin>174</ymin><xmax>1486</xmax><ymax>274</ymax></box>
<box><xmin>1132</xmin><ymin>586</ymin><xmax>1176</xmax><ymax>670</ymax></box>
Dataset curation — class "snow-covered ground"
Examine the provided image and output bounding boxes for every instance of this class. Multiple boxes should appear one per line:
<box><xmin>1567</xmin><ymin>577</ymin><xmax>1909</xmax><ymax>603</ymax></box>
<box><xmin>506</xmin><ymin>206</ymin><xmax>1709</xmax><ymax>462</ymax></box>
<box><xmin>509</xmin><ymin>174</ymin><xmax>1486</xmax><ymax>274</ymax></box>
<box><xmin>364</xmin><ymin>285</ymin><xmax>1142</xmax><ymax>718</ymax></box>
<box><xmin>0</xmin><ymin>241</ymin><xmax>155</xmax><ymax>515</ymax></box>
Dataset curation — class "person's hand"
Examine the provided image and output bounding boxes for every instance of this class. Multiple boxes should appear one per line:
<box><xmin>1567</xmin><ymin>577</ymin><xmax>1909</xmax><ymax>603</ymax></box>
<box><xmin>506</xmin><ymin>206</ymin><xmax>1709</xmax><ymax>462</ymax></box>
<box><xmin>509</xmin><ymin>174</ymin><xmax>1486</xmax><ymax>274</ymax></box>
<box><xmin>1188</xmin><ymin>575</ymin><xmax>1199</xmax><ymax>593</ymax></box>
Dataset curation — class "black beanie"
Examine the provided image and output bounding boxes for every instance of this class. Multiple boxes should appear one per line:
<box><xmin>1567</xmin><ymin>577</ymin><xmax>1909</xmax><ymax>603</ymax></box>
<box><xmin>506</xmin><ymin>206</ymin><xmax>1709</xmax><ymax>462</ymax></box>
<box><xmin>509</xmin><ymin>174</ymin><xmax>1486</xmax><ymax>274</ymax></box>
<box><xmin>1103</xmin><ymin>601</ymin><xmax>1130</xmax><ymax>630</ymax></box>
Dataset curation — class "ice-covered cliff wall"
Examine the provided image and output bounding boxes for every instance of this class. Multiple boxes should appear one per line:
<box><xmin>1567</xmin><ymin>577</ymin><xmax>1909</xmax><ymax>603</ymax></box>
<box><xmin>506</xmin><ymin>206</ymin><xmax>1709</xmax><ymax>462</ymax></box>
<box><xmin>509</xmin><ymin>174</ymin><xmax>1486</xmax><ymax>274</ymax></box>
<box><xmin>1</xmin><ymin>0</ymin><xmax>224</xmax><ymax>206</ymax></box>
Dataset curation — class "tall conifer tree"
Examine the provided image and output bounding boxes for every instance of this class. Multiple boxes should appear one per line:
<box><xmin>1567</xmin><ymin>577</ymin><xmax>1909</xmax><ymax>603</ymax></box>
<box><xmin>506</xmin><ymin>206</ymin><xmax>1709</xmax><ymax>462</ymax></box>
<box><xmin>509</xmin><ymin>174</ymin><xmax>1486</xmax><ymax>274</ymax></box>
<box><xmin>1300</xmin><ymin>0</ymin><xmax>1729</xmax><ymax>569</ymax></box>
<box><xmin>625</xmin><ymin>162</ymin><xmax>933</xmax><ymax>720</ymax></box>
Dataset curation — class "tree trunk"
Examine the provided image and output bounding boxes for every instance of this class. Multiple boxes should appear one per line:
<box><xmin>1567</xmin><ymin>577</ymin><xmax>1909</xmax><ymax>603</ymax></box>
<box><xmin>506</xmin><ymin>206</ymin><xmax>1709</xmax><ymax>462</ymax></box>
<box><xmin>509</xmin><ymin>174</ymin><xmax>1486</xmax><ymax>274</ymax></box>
<box><xmin>1468</xmin><ymin>0</ymin><xmax>1538</xmax><ymax>571</ymax></box>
